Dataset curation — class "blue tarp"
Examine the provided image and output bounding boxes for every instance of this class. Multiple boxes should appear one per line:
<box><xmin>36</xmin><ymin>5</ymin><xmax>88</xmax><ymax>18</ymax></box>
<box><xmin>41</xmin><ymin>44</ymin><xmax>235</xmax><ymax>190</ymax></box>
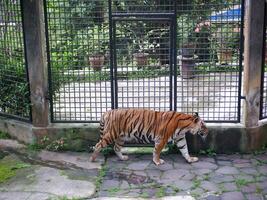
<box><xmin>210</xmin><ymin>7</ymin><xmax>241</xmax><ymax>22</ymax></box>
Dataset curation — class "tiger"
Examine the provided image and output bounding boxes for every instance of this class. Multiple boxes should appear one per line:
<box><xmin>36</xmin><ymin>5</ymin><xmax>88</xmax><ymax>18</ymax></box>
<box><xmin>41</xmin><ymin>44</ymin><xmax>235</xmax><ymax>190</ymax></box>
<box><xmin>90</xmin><ymin>109</ymin><xmax>208</xmax><ymax>165</ymax></box>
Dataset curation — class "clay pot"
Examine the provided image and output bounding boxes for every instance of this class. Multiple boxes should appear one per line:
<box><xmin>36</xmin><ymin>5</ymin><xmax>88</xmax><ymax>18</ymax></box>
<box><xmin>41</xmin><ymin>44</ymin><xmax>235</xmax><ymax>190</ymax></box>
<box><xmin>178</xmin><ymin>55</ymin><xmax>196</xmax><ymax>79</ymax></box>
<box><xmin>133</xmin><ymin>53</ymin><xmax>149</xmax><ymax>67</ymax></box>
<box><xmin>88</xmin><ymin>54</ymin><xmax>105</xmax><ymax>71</ymax></box>
<box><xmin>217</xmin><ymin>49</ymin><xmax>233</xmax><ymax>64</ymax></box>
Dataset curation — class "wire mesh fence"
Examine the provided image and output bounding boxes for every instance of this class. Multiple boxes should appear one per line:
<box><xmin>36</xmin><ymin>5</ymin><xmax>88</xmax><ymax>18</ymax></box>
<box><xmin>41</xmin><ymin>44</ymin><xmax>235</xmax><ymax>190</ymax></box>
<box><xmin>113</xmin><ymin>19</ymin><xmax>173</xmax><ymax>111</ymax></box>
<box><xmin>0</xmin><ymin>0</ymin><xmax>31</xmax><ymax>121</ymax></box>
<box><xmin>111</xmin><ymin>0</ymin><xmax>174</xmax><ymax>13</ymax></box>
<box><xmin>45</xmin><ymin>0</ymin><xmax>111</xmax><ymax>122</ymax></box>
<box><xmin>175</xmin><ymin>1</ymin><xmax>243</xmax><ymax>122</ymax></box>
<box><xmin>45</xmin><ymin>0</ymin><xmax>243</xmax><ymax>123</ymax></box>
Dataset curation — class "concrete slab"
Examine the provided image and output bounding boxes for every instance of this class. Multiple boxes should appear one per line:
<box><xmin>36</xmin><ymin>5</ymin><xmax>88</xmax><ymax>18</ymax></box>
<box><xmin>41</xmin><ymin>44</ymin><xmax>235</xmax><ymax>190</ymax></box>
<box><xmin>1</xmin><ymin>166</ymin><xmax>96</xmax><ymax>199</ymax></box>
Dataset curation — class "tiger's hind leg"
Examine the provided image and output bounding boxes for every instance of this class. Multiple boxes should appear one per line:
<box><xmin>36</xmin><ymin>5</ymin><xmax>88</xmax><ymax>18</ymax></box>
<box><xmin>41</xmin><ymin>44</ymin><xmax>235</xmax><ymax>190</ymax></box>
<box><xmin>90</xmin><ymin>138</ymin><xmax>109</xmax><ymax>162</ymax></box>
<box><xmin>114</xmin><ymin>138</ymin><xmax>128</xmax><ymax>161</ymax></box>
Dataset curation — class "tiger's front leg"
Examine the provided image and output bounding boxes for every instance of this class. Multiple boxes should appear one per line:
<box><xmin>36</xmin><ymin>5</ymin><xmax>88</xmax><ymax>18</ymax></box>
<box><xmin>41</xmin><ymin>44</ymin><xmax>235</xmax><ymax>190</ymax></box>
<box><xmin>153</xmin><ymin>138</ymin><xmax>167</xmax><ymax>166</ymax></box>
<box><xmin>176</xmin><ymin>137</ymin><xmax>198</xmax><ymax>163</ymax></box>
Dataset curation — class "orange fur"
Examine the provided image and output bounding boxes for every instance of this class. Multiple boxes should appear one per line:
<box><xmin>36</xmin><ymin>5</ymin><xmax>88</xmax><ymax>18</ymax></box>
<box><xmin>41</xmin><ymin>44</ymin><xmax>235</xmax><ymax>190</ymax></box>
<box><xmin>90</xmin><ymin>109</ymin><xmax>208</xmax><ymax>165</ymax></box>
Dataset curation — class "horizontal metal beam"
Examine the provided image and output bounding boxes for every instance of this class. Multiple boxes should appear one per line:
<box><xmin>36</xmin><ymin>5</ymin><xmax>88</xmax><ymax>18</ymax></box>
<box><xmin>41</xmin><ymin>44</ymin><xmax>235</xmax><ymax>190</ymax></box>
<box><xmin>112</xmin><ymin>12</ymin><xmax>175</xmax><ymax>18</ymax></box>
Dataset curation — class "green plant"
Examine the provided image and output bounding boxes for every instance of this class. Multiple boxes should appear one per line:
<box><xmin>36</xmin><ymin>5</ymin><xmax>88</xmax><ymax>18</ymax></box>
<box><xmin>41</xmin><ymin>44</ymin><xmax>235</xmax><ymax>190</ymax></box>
<box><xmin>100</xmin><ymin>146</ymin><xmax>114</xmax><ymax>157</ymax></box>
<box><xmin>192</xmin><ymin>178</ymin><xmax>201</xmax><ymax>189</ymax></box>
<box><xmin>235</xmin><ymin>179</ymin><xmax>250</xmax><ymax>188</ymax></box>
<box><xmin>253</xmin><ymin>143</ymin><xmax>267</xmax><ymax>155</ymax></box>
<box><xmin>0</xmin><ymin>63</ymin><xmax>30</xmax><ymax>118</ymax></box>
<box><xmin>95</xmin><ymin>164</ymin><xmax>107</xmax><ymax>190</ymax></box>
<box><xmin>155</xmin><ymin>186</ymin><xmax>165</xmax><ymax>198</ymax></box>
<box><xmin>87</xmin><ymin>25</ymin><xmax>109</xmax><ymax>56</ymax></box>
<box><xmin>140</xmin><ymin>192</ymin><xmax>150</xmax><ymax>198</ymax></box>
<box><xmin>218</xmin><ymin>184</ymin><xmax>227</xmax><ymax>192</ymax></box>
<box><xmin>0</xmin><ymin>1</ymin><xmax>30</xmax><ymax>119</ymax></box>
<box><xmin>27</xmin><ymin>143</ymin><xmax>43</xmax><ymax>152</ymax></box>
<box><xmin>199</xmin><ymin>148</ymin><xmax>216</xmax><ymax>157</ymax></box>
<box><xmin>215</xmin><ymin>24</ymin><xmax>240</xmax><ymax>51</ymax></box>
<box><xmin>0</xmin><ymin>131</ymin><xmax>11</xmax><ymax>139</ymax></box>
<box><xmin>32</xmin><ymin>136</ymin><xmax>68</xmax><ymax>152</ymax></box>
<box><xmin>107</xmin><ymin>187</ymin><xmax>120</xmax><ymax>195</ymax></box>
<box><xmin>170</xmin><ymin>185</ymin><xmax>180</xmax><ymax>193</ymax></box>
<box><xmin>177</xmin><ymin>15</ymin><xmax>198</xmax><ymax>46</ymax></box>
<box><xmin>203</xmin><ymin>174</ymin><xmax>210</xmax><ymax>181</ymax></box>
<box><xmin>256</xmin><ymin>185</ymin><xmax>263</xmax><ymax>194</ymax></box>
<box><xmin>46</xmin><ymin>137</ymin><xmax>67</xmax><ymax>151</ymax></box>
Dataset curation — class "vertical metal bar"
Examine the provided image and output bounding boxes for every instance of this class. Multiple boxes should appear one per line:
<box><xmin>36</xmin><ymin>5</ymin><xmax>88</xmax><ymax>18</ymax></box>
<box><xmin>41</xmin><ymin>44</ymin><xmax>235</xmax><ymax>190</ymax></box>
<box><xmin>113</xmin><ymin>20</ymin><xmax>118</xmax><ymax>109</ymax></box>
<box><xmin>20</xmin><ymin>0</ymin><xmax>32</xmax><ymax>122</ymax></box>
<box><xmin>108</xmin><ymin>0</ymin><xmax>115</xmax><ymax>109</ymax></box>
<box><xmin>260</xmin><ymin>1</ymin><xmax>267</xmax><ymax>119</ymax></box>
<box><xmin>169</xmin><ymin>21</ymin><xmax>173</xmax><ymax>111</ymax></box>
<box><xmin>173</xmin><ymin>0</ymin><xmax>177</xmax><ymax>111</ymax></box>
<box><xmin>43</xmin><ymin>0</ymin><xmax>54</xmax><ymax>122</ymax></box>
<box><xmin>237</xmin><ymin>0</ymin><xmax>245</xmax><ymax>122</ymax></box>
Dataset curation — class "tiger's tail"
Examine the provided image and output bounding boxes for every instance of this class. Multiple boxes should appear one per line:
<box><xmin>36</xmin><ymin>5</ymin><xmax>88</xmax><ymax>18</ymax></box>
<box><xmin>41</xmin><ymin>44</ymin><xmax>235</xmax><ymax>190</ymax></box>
<box><xmin>90</xmin><ymin>113</ymin><xmax>108</xmax><ymax>162</ymax></box>
<box><xmin>99</xmin><ymin>114</ymin><xmax>105</xmax><ymax>137</ymax></box>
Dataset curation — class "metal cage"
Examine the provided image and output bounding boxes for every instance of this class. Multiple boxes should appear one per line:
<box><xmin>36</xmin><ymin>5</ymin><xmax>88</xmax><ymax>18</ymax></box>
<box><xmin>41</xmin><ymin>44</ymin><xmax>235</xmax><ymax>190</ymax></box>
<box><xmin>44</xmin><ymin>0</ymin><xmax>244</xmax><ymax>123</ymax></box>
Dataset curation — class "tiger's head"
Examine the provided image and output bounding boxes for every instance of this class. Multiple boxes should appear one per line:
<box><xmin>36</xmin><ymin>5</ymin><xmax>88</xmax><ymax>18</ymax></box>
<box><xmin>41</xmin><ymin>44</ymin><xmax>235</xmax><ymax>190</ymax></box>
<box><xmin>190</xmin><ymin>112</ymin><xmax>208</xmax><ymax>141</ymax></box>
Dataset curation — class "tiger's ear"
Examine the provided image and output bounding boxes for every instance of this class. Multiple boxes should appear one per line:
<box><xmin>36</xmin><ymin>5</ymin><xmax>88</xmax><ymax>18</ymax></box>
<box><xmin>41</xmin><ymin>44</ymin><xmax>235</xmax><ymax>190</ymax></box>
<box><xmin>193</xmin><ymin>112</ymin><xmax>199</xmax><ymax>117</ymax></box>
<box><xmin>193</xmin><ymin>112</ymin><xmax>199</xmax><ymax>123</ymax></box>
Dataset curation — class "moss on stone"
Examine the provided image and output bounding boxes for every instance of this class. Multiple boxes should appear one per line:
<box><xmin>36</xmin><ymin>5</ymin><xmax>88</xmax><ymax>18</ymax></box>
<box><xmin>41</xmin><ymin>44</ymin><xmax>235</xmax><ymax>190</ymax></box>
<box><xmin>0</xmin><ymin>155</ymin><xmax>31</xmax><ymax>183</ymax></box>
<box><xmin>0</xmin><ymin>164</ymin><xmax>16</xmax><ymax>183</ymax></box>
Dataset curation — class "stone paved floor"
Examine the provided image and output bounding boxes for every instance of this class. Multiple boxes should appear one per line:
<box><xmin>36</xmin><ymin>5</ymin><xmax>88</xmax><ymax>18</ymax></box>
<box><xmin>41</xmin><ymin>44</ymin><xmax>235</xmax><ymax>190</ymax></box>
<box><xmin>95</xmin><ymin>152</ymin><xmax>267</xmax><ymax>200</ymax></box>
<box><xmin>1</xmin><ymin>139</ymin><xmax>267</xmax><ymax>200</ymax></box>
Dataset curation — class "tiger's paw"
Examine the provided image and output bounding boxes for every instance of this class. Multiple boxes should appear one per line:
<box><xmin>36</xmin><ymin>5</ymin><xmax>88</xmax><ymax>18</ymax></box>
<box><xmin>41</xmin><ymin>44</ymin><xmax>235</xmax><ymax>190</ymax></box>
<box><xmin>120</xmin><ymin>155</ymin><xmax>129</xmax><ymax>161</ymax></box>
<box><xmin>89</xmin><ymin>156</ymin><xmax>96</xmax><ymax>162</ymax></box>
<box><xmin>153</xmin><ymin>159</ymin><xmax>165</xmax><ymax>166</ymax></box>
<box><xmin>187</xmin><ymin>156</ymin><xmax>199</xmax><ymax>163</ymax></box>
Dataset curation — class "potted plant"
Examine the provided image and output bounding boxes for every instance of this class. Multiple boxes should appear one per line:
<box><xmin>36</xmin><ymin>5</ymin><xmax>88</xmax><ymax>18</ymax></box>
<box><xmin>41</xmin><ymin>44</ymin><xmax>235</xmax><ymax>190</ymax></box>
<box><xmin>178</xmin><ymin>43</ymin><xmax>197</xmax><ymax>79</ymax></box>
<box><xmin>146</xmin><ymin>27</ymin><xmax>170</xmax><ymax>66</ymax></box>
<box><xmin>177</xmin><ymin>16</ymin><xmax>198</xmax><ymax>79</ymax></box>
<box><xmin>178</xmin><ymin>40</ymin><xmax>197</xmax><ymax>79</ymax></box>
<box><xmin>133</xmin><ymin>35</ymin><xmax>151</xmax><ymax>68</ymax></box>
<box><xmin>88</xmin><ymin>51</ymin><xmax>105</xmax><ymax>71</ymax></box>
<box><xmin>87</xmin><ymin>26</ymin><xmax>109</xmax><ymax>71</ymax></box>
<box><xmin>215</xmin><ymin>25</ymin><xmax>239</xmax><ymax>64</ymax></box>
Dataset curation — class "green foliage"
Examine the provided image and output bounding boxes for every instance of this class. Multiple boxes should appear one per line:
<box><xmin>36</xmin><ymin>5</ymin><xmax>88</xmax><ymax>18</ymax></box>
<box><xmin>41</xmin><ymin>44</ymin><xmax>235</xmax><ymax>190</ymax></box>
<box><xmin>41</xmin><ymin>136</ymin><xmax>67</xmax><ymax>152</ymax></box>
<box><xmin>215</xmin><ymin>24</ymin><xmax>240</xmax><ymax>51</ymax></box>
<box><xmin>235</xmin><ymin>179</ymin><xmax>251</xmax><ymax>187</ymax></box>
<box><xmin>27</xmin><ymin>143</ymin><xmax>43</xmax><ymax>152</ymax></box>
<box><xmin>101</xmin><ymin>146</ymin><xmax>114</xmax><ymax>157</ymax></box>
<box><xmin>0</xmin><ymin>131</ymin><xmax>11</xmax><ymax>139</ymax></box>
<box><xmin>107</xmin><ymin>187</ymin><xmax>121</xmax><ymax>195</ymax></box>
<box><xmin>95</xmin><ymin>164</ymin><xmax>107</xmax><ymax>190</ymax></box>
<box><xmin>253</xmin><ymin>143</ymin><xmax>267</xmax><ymax>155</ymax></box>
<box><xmin>192</xmin><ymin>178</ymin><xmax>201</xmax><ymax>189</ymax></box>
<box><xmin>140</xmin><ymin>192</ymin><xmax>150</xmax><ymax>198</ymax></box>
<box><xmin>167</xmin><ymin>144</ymin><xmax>179</xmax><ymax>154</ymax></box>
<box><xmin>0</xmin><ymin>1</ymin><xmax>30</xmax><ymax>118</ymax></box>
<box><xmin>0</xmin><ymin>44</ymin><xmax>30</xmax><ymax>118</ymax></box>
<box><xmin>155</xmin><ymin>186</ymin><xmax>166</xmax><ymax>198</ymax></box>
<box><xmin>199</xmin><ymin>148</ymin><xmax>217</xmax><ymax>157</ymax></box>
